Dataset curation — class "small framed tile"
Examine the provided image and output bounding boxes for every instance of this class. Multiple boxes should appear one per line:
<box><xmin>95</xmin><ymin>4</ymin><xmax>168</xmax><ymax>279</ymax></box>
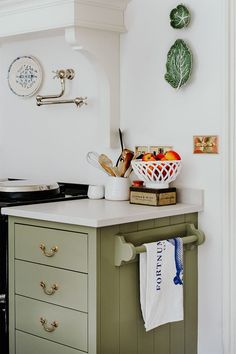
<box><xmin>149</xmin><ymin>146</ymin><xmax>172</xmax><ymax>155</ymax></box>
<box><xmin>193</xmin><ymin>135</ymin><xmax>219</xmax><ymax>154</ymax></box>
<box><xmin>135</xmin><ymin>146</ymin><xmax>148</xmax><ymax>154</ymax></box>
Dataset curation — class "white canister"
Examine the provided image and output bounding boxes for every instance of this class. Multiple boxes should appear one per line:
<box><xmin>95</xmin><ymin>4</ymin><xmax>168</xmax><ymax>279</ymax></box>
<box><xmin>87</xmin><ymin>185</ymin><xmax>105</xmax><ymax>199</ymax></box>
<box><xmin>105</xmin><ymin>177</ymin><xmax>131</xmax><ymax>201</ymax></box>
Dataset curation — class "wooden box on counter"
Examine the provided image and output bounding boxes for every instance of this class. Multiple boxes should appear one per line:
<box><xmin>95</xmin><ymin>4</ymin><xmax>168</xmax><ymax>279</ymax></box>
<box><xmin>129</xmin><ymin>186</ymin><xmax>177</xmax><ymax>206</ymax></box>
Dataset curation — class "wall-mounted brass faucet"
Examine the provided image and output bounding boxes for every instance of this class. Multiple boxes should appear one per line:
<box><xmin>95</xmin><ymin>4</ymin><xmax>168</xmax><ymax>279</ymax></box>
<box><xmin>36</xmin><ymin>69</ymin><xmax>88</xmax><ymax>108</ymax></box>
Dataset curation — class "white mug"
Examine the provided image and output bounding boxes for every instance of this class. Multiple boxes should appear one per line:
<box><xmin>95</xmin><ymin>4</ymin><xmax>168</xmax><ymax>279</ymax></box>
<box><xmin>87</xmin><ymin>185</ymin><xmax>105</xmax><ymax>199</ymax></box>
<box><xmin>105</xmin><ymin>177</ymin><xmax>131</xmax><ymax>201</ymax></box>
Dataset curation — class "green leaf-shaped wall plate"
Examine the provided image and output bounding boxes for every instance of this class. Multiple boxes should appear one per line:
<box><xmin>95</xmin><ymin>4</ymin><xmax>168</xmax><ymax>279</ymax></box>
<box><xmin>165</xmin><ymin>39</ymin><xmax>192</xmax><ymax>89</ymax></box>
<box><xmin>170</xmin><ymin>4</ymin><xmax>191</xmax><ymax>29</ymax></box>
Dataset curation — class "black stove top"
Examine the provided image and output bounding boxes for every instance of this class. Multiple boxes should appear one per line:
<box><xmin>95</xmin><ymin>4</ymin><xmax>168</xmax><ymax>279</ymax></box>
<box><xmin>0</xmin><ymin>181</ymin><xmax>88</xmax><ymax>209</ymax></box>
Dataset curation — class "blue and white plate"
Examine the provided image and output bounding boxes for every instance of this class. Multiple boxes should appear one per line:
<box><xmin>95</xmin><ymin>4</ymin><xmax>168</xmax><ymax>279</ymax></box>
<box><xmin>8</xmin><ymin>56</ymin><xmax>43</xmax><ymax>97</ymax></box>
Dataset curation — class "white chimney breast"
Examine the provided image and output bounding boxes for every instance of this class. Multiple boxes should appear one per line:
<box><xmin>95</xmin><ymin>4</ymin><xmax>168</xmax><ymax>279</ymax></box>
<box><xmin>0</xmin><ymin>0</ymin><xmax>131</xmax><ymax>147</ymax></box>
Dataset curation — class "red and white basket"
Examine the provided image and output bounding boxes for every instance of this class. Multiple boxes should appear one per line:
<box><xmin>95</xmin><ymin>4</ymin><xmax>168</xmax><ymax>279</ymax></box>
<box><xmin>131</xmin><ymin>160</ymin><xmax>182</xmax><ymax>189</ymax></box>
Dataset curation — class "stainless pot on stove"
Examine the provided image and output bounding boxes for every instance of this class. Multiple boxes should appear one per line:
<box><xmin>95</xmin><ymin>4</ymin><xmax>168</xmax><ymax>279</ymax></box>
<box><xmin>0</xmin><ymin>181</ymin><xmax>60</xmax><ymax>200</ymax></box>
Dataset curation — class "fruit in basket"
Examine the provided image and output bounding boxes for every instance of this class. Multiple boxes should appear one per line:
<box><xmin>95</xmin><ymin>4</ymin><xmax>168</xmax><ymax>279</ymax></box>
<box><xmin>164</xmin><ymin>150</ymin><xmax>181</xmax><ymax>160</ymax></box>
<box><xmin>148</xmin><ymin>164</ymin><xmax>157</xmax><ymax>176</ymax></box>
<box><xmin>136</xmin><ymin>150</ymin><xmax>181</xmax><ymax>179</ymax></box>
<box><xmin>155</xmin><ymin>153</ymin><xmax>165</xmax><ymax>160</ymax></box>
<box><xmin>157</xmin><ymin>162</ymin><xmax>167</xmax><ymax>176</ymax></box>
<box><xmin>142</xmin><ymin>153</ymin><xmax>156</xmax><ymax>161</ymax></box>
<box><xmin>131</xmin><ymin>157</ymin><xmax>182</xmax><ymax>188</ymax></box>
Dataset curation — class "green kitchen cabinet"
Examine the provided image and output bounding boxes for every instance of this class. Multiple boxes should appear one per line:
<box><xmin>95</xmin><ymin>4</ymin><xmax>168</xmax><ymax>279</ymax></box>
<box><xmin>8</xmin><ymin>213</ymin><xmax>199</xmax><ymax>354</ymax></box>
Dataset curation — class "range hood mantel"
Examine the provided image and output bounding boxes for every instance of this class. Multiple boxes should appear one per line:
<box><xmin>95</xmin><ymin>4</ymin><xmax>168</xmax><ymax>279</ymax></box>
<box><xmin>0</xmin><ymin>0</ymin><xmax>131</xmax><ymax>147</ymax></box>
<box><xmin>0</xmin><ymin>0</ymin><xmax>129</xmax><ymax>36</ymax></box>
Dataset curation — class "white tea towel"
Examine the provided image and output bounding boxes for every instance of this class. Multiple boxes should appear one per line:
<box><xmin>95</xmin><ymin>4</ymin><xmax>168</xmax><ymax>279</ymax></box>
<box><xmin>139</xmin><ymin>238</ymin><xmax>183</xmax><ymax>331</ymax></box>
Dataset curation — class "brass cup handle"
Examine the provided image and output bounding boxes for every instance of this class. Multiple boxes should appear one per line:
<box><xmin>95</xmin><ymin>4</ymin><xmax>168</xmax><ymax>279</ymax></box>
<box><xmin>40</xmin><ymin>317</ymin><xmax>59</xmax><ymax>332</ymax></box>
<box><xmin>40</xmin><ymin>281</ymin><xmax>59</xmax><ymax>295</ymax></box>
<box><xmin>39</xmin><ymin>243</ymin><xmax>58</xmax><ymax>257</ymax></box>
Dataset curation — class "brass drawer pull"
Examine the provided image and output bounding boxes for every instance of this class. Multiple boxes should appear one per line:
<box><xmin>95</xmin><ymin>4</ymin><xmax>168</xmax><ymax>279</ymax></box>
<box><xmin>40</xmin><ymin>281</ymin><xmax>59</xmax><ymax>295</ymax></box>
<box><xmin>40</xmin><ymin>317</ymin><xmax>59</xmax><ymax>332</ymax></box>
<box><xmin>39</xmin><ymin>243</ymin><xmax>58</xmax><ymax>257</ymax></box>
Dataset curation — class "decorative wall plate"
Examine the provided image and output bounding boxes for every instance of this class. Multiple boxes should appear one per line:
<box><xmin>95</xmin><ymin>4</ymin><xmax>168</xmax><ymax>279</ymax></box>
<box><xmin>170</xmin><ymin>4</ymin><xmax>191</xmax><ymax>29</ymax></box>
<box><xmin>165</xmin><ymin>39</ymin><xmax>192</xmax><ymax>89</ymax></box>
<box><xmin>8</xmin><ymin>56</ymin><xmax>43</xmax><ymax>97</ymax></box>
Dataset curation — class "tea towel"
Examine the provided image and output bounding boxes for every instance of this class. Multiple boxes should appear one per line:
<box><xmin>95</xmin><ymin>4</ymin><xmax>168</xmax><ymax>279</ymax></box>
<box><xmin>139</xmin><ymin>238</ymin><xmax>183</xmax><ymax>331</ymax></box>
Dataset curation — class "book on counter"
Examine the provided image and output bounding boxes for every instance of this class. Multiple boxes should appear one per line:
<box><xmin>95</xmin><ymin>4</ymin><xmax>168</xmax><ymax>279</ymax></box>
<box><xmin>129</xmin><ymin>186</ymin><xmax>177</xmax><ymax>206</ymax></box>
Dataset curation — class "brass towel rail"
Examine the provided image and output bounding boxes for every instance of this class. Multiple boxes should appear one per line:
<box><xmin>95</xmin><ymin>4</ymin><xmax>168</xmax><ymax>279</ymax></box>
<box><xmin>36</xmin><ymin>69</ymin><xmax>88</xmax><ymax>108</ymax></box>
<box><xmin>114</xmin><ymin>223</ymin><xmax>205</xmax><ymax>266</ymax></box>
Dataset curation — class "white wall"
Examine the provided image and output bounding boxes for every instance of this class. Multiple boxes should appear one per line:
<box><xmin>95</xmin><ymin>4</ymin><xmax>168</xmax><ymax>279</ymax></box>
<box><xmin>0</xmin><ymin>1</ymin><xmax>224</xmax><ymax>353</ymax></box>
<box><xmin>0</xmin><ymin>34</ymin><xmax>120</xmax><ymax>185</ymax></box>
<box><xmin>120</xmin><ymin>1</ymin><xmax>223</xmax><ymax>354</ymax></box>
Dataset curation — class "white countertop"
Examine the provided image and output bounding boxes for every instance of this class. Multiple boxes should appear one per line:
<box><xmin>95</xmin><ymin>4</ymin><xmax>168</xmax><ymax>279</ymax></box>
<box><xmin>2</xmin><ymin>189</ymin><xmax>203</xmax><ymax>227</ymax></box>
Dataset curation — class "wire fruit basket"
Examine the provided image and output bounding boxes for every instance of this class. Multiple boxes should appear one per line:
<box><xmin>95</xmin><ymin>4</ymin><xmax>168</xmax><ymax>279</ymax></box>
<box><xmin>131</xmin><ymin>160</ymin><xmax>182</xmax><ymax>189</ymax></box>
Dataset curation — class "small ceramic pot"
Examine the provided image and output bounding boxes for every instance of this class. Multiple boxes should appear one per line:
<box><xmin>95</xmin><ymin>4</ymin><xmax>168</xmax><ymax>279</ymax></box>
<box><xmin>105</xmin><ymin>177</ymin><xmax>131</xmax><ymax>201</ymax></box>
<box><xmin>87</xmin><ymin>185</ymin><xmax>105</xmax><ymax>199</ymax></box>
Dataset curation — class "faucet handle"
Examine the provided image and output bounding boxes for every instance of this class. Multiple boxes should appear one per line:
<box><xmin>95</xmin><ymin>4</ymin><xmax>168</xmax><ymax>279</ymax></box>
<box><xmin>52</xmin><ymin>69</ymin><xmax>75</xmax><ymax>80</ymax></box>
<box><xmin>74</xmin><ymin>97</ymin><xmax>88</xmax><ymax>108</ymax></box>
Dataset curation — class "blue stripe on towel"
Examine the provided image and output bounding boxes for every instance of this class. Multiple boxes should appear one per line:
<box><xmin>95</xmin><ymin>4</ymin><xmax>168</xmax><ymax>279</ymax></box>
<box><xmin>167</xmin><ymin>238</ymin><xmax>183</xmax><ymax>285</ymax></box>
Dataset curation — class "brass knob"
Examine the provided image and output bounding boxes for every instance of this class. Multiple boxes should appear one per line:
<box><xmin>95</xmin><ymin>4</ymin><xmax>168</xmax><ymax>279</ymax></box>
<box><xmin>74</xmin><ymin>97</ymin><xmax>88</xmax><ymax>108</ymax></box>
<box><xmin>53</xmin><ymin>69</ymin><xmax>75</xmax><ymax>80</ymax></box>
<box><xmin>39</xmin><ymin>243</ymin><xmax>58</xmax><ymax>257</ymax></box>
<box><xmin>40</xmin><ymin>281</ymin><xmax>59</xmax><ymax>295</ymax></box>
<box><xmin>40</xmin><ymin>317</ymin><xmax>58</xmax><ymax>332</ymax></box>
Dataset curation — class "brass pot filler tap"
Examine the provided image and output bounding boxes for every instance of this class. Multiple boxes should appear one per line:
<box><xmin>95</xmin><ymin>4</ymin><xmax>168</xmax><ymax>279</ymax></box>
<box><xmin>36</xmin><ymin>69</ymin><xmax>88</xmax><ymax>108</ymax></box>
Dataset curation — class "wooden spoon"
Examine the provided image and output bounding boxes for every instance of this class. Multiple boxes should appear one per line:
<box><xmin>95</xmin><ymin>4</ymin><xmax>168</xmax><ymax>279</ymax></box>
<box><xmin>98</xmin><ymin>154</ymin><xmax>116</xmax><ymax>177</ymax></box>
<box><xmin>111</xmin><ymin>166</ymin><xmax>121</xmax><ymax>177</ymax></box>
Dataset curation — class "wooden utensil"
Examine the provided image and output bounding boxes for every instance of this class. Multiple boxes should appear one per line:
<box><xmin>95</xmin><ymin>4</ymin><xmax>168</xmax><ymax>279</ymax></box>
<box><xmin>123</xmin><ymin>151</ymin><xmax>142</xmax><ymax>178</ymax></box>
<box><xmin>118</xmin><ymin>149</ymin><xmax>134</xmax><ymax>177</ymax></box>
<box><xmin>98</xmin><ymin>154</ymin><xmax>116</xmax><ymax>177</ymax></box>
<box><xmin>86</xmin><ymin>151</ymin><xmax>110</xmax><ymax>176</ymax></box>
<box><xmin>111</xmin><ymin>166</ymin><xmax>121</xmax><ymax>177</ymax></box>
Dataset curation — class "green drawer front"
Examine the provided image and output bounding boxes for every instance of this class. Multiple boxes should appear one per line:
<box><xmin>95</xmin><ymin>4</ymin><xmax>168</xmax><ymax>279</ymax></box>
<box><xmin>15</xmin><ymin>295</ymin><xmax>88</xmax><ymax>352</ymax></box>
<box><xmin>15</xmin><ymin>260</ymin><xmax>88</xmax><ymax>312</ymax></box>
<box><xmin>15</xmin><ymin>224</ymin><xmax>88</xmax><ymax>272</ymax></box>
<box><xmin>16</xmin><ymin>331</ymin><xmax>85</xmax><ymax>354</ymax></box>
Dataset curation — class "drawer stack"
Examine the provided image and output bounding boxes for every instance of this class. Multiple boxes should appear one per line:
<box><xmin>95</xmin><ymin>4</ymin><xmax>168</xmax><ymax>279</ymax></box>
<box><xmin>9</xmin><ymin>213</ymin><xmax>199</xmax><ymax>354</ymax></box>
<box><xmin>13</xmin><ymin>223</ymin><xmax>88</xmax><ymax>354</ymax></box>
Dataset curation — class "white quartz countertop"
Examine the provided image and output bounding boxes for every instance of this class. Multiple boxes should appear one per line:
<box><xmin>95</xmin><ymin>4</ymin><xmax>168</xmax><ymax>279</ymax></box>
<box><xmin>2</xmin><ymin>189</ymin><xmax>203</xmax><ymax>227</ymax></box>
